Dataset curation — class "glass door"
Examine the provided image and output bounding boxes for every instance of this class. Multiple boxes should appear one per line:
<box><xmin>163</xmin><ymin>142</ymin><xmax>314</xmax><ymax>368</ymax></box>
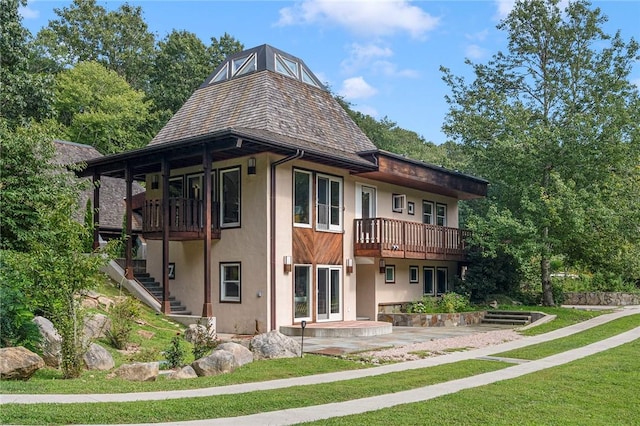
<box><xmin>317</xmin><ymin>266</ymin><xmax>342</xmax><ymax>321</ymax></box>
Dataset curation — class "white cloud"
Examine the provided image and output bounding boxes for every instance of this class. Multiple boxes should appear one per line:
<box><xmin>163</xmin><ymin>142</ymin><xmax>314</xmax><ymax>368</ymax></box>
<box><xmin>277</xmin><ymin>0</ymin><xmax>439</xmax><ymax>39</ymax></box>
<box><xmin>339</xmin><ymin>76</ymin><xmax>378</xmax><ymax>100</ymax></box>
<box><xmin>494</xmin><ymin>0</ymin><xmax>515</xmax><ymax>20</ymax></box>
<box><xmin>341</xmin><ymin>42</ymin><xmax>393</xmax><ymax>74</ymax></box>
<box><xmin>352</xmin><ymin>104</ymin><xmax>379</xmax><ymax>118</ymax></box>
<box><xmin>465</xmin><ymin>29</ymin><xmax>489</xmax><ymax>42</ymax></box>
<box><xmin>372</xmin><ymin>61</ymin><xmax>419</xmax><ymax>78</ymax></box>
<box><xmin>465</xmin><ymin>44</ymin><xmax>487</xmax><ymax>60</ymax></box>
<box><xmin>18</xmin><ymin>5</ymin><xmax>40</xmax><ymax>19</ymax></box>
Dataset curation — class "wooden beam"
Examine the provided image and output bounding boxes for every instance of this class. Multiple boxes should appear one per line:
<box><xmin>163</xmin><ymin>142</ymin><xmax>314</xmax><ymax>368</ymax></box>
<box><xmin>202</xmin><ymin>146</ymin><xmax>213</xmax><ymax>318</ymax></box>
<box><xmin>92</xmin><ymin>172</ymin><xmax>100</xmax><ymax>250</ymax></box>
<box><xmin>124</xmin><ymin>164</ymin><xmax>134</xmax><ymax>279</ymax></box>
<box><xmin>161</xmin><ymin>157</ymin><xmax>171</xmax><ymax>314</ymax></box>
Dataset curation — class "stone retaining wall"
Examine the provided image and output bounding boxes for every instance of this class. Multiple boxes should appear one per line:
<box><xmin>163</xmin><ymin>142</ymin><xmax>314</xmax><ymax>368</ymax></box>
<box><xmin>377</xmin><ymin>311</ymin><xmax>486</xmax><ymax>327</ymax></box>
<box><xmin>563</xmin><ymin>292</ymin><xmax>640</xmax><ymax>306</ymax></box>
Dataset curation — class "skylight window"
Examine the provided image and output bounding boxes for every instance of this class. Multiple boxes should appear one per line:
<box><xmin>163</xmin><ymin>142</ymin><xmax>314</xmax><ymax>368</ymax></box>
<box><xmin>301</xmin><ymin>68</ymin><xmax>319</xmax><ymax>88</ymax></box>
<box><xmin>210</xmin><ymin>63</ymin><xmax>229</xmax><ymax>83</ymax></box>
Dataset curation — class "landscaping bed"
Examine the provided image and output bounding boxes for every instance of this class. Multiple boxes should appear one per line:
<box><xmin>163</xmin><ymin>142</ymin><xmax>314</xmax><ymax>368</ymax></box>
<box><xmin>377</xmin><ymin>311</ymin><xmax>486</xmax><ymax>327</ymax></box>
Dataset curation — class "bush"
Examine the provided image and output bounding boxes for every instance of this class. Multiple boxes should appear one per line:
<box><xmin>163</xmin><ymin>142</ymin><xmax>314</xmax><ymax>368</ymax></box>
<box><xmin>192</xmin><ymin>319</ymin><xmax>218</xmax><ymax>360</ymax></box>
<box><xmin>164</xmin><ymin>334</ymin><xmax>186</xmax><ymax>369</ymax></box>
<box><xmin>405</xmin><ymin>293</ymin><xmax>472</xmax><ymax>314</ymax></box>
<box><xmin>106</xmin><ymin>297</ymin><xmax>141</xmax><ymax>349</ymax></box>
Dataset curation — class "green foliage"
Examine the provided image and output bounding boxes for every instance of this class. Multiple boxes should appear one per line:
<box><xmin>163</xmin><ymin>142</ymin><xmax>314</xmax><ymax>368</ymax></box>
<box><xmin>405</xmin><ymin>293</ymin><xmax>472</xmax><ymax>314</ymax></box>
<box><xmin>164</xmin><ymin>334</ymin><xmax>186</xmax><ymax>369</ymax></box>
<box><xmin>191</xmin><ymin>319</ymin><xmax>219</xmax><ymax>360</ymax></box>
<box><xmin>443</xmin><ymin>0</ymin><xmax>640</xmax><ymax>303</ymax></box>
<box><xmin>53</xmin><ymin>61</ymin><xmax>153</xmax><ymax>154</ymax></box>
<box><xmin>0</xmin><ymin>0</ymin><xmax>53</xmax><ymax>126</ymax></box>
<box><xmin>82</xmin><ymin>198</ymin><xmax>94</xmax><ymax>252</ymax></box>
<box><xmin>0</xmin><ymin>251</ymin><xmax>42</xmax><ymax>351</ymax></box>
<box><xmin>106</xmin><ymin>296</ymin><xmax>141</xmax><ymax>350</ymax></box>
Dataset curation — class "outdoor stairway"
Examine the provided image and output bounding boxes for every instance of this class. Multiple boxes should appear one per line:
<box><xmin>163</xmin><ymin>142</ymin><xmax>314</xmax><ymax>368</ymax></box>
<box><xmin>134</xmin><ymin>272</ymin><xmax>191</xmax><ymax>315</ymax></box>
<box><xmin>482</xmin><ymin>310</ymin><xmax>532</xmax><ymax>326</ymax></box>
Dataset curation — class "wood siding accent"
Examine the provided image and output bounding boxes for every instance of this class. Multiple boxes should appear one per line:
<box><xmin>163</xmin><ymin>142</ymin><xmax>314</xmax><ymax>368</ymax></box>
<box><xmin>293</xmin><ymin>227</ymin><xmax>343</xmax><ymax>265</ymax></box>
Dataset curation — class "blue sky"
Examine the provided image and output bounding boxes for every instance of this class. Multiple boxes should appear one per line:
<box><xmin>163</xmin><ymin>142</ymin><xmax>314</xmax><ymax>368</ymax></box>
<box><xmin>20</xmin><ymin>0</ymin><xmax>640</xmax><ymax>145</ymax></box>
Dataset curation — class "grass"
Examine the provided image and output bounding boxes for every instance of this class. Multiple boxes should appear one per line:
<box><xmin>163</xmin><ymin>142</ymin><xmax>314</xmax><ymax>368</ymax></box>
<box><xmin>304</xmin><ymin>338</ymin><xmax>640</xmax><ymax>425</ymax></box>
<box><xmin>498</xmin><ymin>305</ymin><xmax>610</xmax><ymax>336</ymax></box>
<box><xmin>493</xmin><ymin>313</ymin><xmax>639</xmax><ymax>360</ymax></box>
<box><xmin>0</xmin><ymin>360</ymin><xmax>509</xmax><ymax>424</ymax></box>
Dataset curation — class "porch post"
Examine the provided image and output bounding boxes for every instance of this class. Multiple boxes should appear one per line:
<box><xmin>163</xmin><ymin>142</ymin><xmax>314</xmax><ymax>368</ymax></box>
<box><xmin>124</xmin><ymin>163</ymin><xmax>134</xmax><ymax>279</ymax></box>
<box><xmin>161</xmin><ymin>157</ymin><xmax>172</xmax><ymax>314</ymax></box>
<box><xmin>202</xmin><ymin>146</ymin><xmax>213</xmax><ymax>317</ymax></box>
<box><xmin>92</xmin><ymin>172</ymin><xmax>100</xmax><ymax>250</ymax></box>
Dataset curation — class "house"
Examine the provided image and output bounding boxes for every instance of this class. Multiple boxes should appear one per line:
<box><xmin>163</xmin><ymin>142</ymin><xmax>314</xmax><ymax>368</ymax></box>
<box><xmin>78</xmin><ymin>44</ymin><xmax>487</xmax><ymax>334</ymax></box>
<box><xmin>52</xmin><ymin>140</ymin><xmax>145</xmax><ymax>244</ymax></box>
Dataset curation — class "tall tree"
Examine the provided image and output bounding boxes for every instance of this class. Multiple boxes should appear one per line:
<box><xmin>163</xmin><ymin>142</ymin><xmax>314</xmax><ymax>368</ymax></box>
<box><xmin>207</xmin><ymin>32</ymin><xmax>244</xmax><ymax>69</ymax></box>
<box><xmin>34</xmin><ymin>0</ymin><xmax>155</xmax><ymax>91</ymax></box>
<box><xmin>54</xmin><ymin>61</ymin><xmax>153</xmax><ymax>154</ymax></box>
<box><xmin>442</xmin><ymin>0</ymin><xmax>640</xmax><ymax>304</ymax></box>
<box><xmin>0</xmin><ymin>0</ymin><xmax>53</xmax><ymax>126</ymax></box>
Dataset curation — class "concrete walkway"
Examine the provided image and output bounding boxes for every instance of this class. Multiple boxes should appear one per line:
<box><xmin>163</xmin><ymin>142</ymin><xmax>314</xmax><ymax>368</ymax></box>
<box><xmin>1</xmin><ymin>307</ymin><xmax>638</xmax><ymax>424</ymax></box>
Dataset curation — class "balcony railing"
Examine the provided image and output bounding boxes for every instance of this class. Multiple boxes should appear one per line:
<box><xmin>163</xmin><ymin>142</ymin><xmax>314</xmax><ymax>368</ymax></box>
<box><xmin>143</xmin><ymin>198</ymin><xmax>220</xmax><ymax>239</ymax></box>
<box><xmin>354</xmin><ymin>218</ymin><xmax>471</xmax><ymax>260</ymax></box>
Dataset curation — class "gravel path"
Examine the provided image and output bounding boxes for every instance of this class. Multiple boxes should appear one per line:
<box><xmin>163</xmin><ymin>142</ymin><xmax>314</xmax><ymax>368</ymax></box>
<box><xmin>360</xmin><ymin>329</ymin><xmax>523</xmax><ymax>362</ymax></box>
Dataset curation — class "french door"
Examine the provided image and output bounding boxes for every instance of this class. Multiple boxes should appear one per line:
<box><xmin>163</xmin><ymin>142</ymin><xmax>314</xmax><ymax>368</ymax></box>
<box><xmin>317</xmin><ymin>266</ymin><xmax>342</xmax><ymax>321</ymax></box>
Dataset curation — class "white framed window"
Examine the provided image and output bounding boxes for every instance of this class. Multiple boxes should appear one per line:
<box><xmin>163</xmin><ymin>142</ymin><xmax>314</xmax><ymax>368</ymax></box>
<box><xmin>186</xmin><ymin>173</ymin><xmax>203</xmax><ymax>200</ymax></box>
<box><xmin>220</xmin><ymin>167</ymin><xmax>240</xmax><ymax>228</ymax></box>
<box><xmin>423</xmin><ymin>267</ymin><xmax>435</xmax><ymax>295</ymax></box>
<box><xmin>220</xmin><ymin>263</ymin><xmax>241</xmax><ymax>302</ymax></box>
<box><xmin>422</xmin><ymin>201</ymin><xmax>434</xmax><ymax>225</ymax></box>
<box><xmin>436</xmin><ymin>267</ymin><xmax>448</xmax><ymax>294</ymax></box>
<box><xmin>436</xmin><ymin>203</ymin><xmax>447</xmax><ymax>227</ymax></box>
<box><xmin>409</xmin><ymin>266</ymin><xmax>419</xmax><ymax>284</ymax></box>
<box><xmin>293</xmin><ymin>265</ymin><xmax>312</xmax><ymax>320</ymax></box>
<box><xmin>385</xmin><ymin>265</ymin><xmax>396</xmax><ymax>283</ymax></box>
<box><xmin>317</xmin><ymin>265</ymin><xmax>342</xmax><ymax>321</ymax></box>
<box><xmin>316</xmin><ymin>174</ymin><xmax>342</xmax><ymax>232</ymax></box>
<box><xmin>392</xmin><ymin>194</ymin><xmax>406</xmax><ymax>213</ymax></box>
<box><xmin>293</xmin><ymin>170</ymin><xmax>312</xmax><ymax>227</ymax></box>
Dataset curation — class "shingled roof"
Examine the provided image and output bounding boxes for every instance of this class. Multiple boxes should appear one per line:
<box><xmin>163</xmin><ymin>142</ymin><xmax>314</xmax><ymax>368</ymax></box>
<box><xmin>149</xmin><ymin>44</ymin><xmax>377</xmax><ymax>163</ymax></box>
<box><xmin>53</xmin><ymin>140</ymin><xmax>144</xmax><ymax>231</ymax></box>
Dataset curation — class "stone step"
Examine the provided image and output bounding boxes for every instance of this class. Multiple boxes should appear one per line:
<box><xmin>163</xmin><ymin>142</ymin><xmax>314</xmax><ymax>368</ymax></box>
<box><xmin>487</xmin><ymin>310</ymin><xmax>533</xmax><ymax>316</ymax></box>
<box><xmin>482</xmin><ymin>318</ymin><xmax>530</xmax><ymax>325</ymax></box>
<box><xmin>484</xmin><ymin>313</ymin><xmax>532</xmax><ymax>321</ymax></box>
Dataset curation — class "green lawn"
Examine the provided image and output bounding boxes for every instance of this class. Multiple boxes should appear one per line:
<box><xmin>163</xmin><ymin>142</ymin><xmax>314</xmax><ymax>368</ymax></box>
<box><xmin>306</xmin><ymin>338</ymin><xmax>640</xmax><ymax>425</ymax></box>
<box><xmin>504</xmin><ymin>305</ymin><xmax>609</xmax><ymax>336</ymax></box>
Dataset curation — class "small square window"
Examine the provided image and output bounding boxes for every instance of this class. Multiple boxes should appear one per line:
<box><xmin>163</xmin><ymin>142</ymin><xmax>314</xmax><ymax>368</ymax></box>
<box><xmin>407</xmin><ymin>201</ymin><xmax>415</xmax><ymax>215</ymax></box>
<box><xmin>392</xmin><ymin>194</ymin><xmax>406</xmax><ymax>213</ymax></box>
<box><xmin>385</xmin><ymin>265</ymin><xmax>395</xmax><ymax>283</ymax></box>
<box><xmin>409</xmin><ymin>266</ymin><xmax>419</xmax><ymax>283</ymax></box>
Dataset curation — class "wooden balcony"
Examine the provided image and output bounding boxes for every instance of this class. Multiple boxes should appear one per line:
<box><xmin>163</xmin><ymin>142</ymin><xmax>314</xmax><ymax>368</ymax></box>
<box><xmin>354</xmin><ymin>218</ymin><xmax>471</xmax><ymax>261</ymax></box>
<box><xmin>142</xmin><ymin>198</ymin><xmax>221</xmax><ymax>240</ymax></box>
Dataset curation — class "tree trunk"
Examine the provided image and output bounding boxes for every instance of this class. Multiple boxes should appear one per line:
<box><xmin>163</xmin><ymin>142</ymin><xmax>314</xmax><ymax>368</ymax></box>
<box><xmin>541</xmin><ymin>227</ymin><xmax>555</xmax><ymax>306</ymax></box>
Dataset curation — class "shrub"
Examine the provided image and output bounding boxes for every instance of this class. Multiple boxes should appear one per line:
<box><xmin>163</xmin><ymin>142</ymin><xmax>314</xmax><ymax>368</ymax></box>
<box><xmin>438</xmin><ymin>292</ymin><xmax>472</xmax><ymax>313</ymax></box>
<box><xmin>106</xmin><ymin>297</ymin><xmax>141</xmax><ymax>349</ymax></box>
<box><xmin>192</xmin><ymin>319</ymin><xmax>218</xmax><ymax>360</ymax></box>
<box><xmin>164</xmin><ymin>333</ymin><xmax>186</xmax><ymax>368</ymax></box>
<box><xmin>406</xmin><ymin>296</ymin><xmax>437</xmax><ymax>313</ymax></box>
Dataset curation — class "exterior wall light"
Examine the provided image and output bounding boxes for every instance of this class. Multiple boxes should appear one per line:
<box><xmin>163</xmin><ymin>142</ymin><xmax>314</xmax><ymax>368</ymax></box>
<box><xmin>283</xmin><ymin>255</ymin><xmax>292</xmax><ymax>273</ymax></box>
<box><xmin>248</xmin><ymin>157</ymin><xmax>256</xmax><ymax>175</ymax></box>
<box><xmin>379</xmin><ymin>258</ymin><xmax>386</xmax><ymax>274</ymax></box>
<box><xmin>346</xmin><ymin>258</ymin><xmax>353</xmax><ymax>274</ymax></box>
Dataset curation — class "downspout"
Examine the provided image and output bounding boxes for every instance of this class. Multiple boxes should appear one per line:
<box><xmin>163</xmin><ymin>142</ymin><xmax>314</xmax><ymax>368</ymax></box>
<box><xmin>270</xmin><ymin>150</ymin><xmax>304</xmax><ymax>330</ymax></box>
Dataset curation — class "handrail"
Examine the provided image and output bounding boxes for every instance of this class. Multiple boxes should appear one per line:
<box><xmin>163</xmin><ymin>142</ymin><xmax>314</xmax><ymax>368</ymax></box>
<box><xmin>142</xmin><ymin>198</ymin><xmax>220</xmax><ymax>234</ymax></box>
<box><xmin>354</xmin><ymin>217</ymin><xmax>471</xmax><ymax>257</ymax></box>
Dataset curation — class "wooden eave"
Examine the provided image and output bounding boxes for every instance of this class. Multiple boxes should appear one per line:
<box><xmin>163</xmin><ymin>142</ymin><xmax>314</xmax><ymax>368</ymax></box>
<box><xmin>355</xmin><ymin>151</ymin><xmax>488</xmax><ymax>200</ymax></box>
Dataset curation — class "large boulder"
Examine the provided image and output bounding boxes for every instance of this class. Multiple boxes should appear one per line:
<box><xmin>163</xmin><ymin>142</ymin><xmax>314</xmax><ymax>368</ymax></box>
<box><xmin>217</xmin><ymin>342</ymin><xmax>254</xmax><ymax>367</ymax></box>
<box><xmin>183</xmin><ymin>321</ymin><xmax>216</xmax><ymax>345</ymax></box>
<box><xmin>0</xmin><ymin>346</ymin><xmax>45</xmax><ymax>380</ymax></box>
<box><xmin>166</xmin><ymin>365</ymin><xmax>198</xmax><ymax>380</ymax></box>
<box><xmin>83</xmin><ymin>343</ymin><xmax>115</xmax><ymax>371</ymax></box>
<box><xmin>84</xmin><ymin>313</ymin><xmax>111</xmax><ymax>341</ymax></box>
<box><xmin>191</xmin><ymin>350</ymin><xmax>238</xmax><ymax>377</ymax></box>
<box><xmin>109</xmin><ymin>362</ymin><xmax>159</xmax><ymax>381</ymax></box>
<box><xmin>33</xmin><ymin>316</ymin><xmax>62</xmax><ymax>367</ymax></box>
<box><xmin>250</xmin><ymin>330</ymin><xmax>301</xmax><ymax>360</ymax></box>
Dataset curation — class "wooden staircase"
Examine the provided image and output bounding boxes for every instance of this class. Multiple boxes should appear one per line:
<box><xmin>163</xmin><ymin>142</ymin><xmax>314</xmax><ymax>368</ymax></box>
<box><xmin>134</xmin><ymin>272</ymin><xmax>191</xmax><ymax>315</ymax></box>
<box><xmin>482</xmin><ymin>310</ymin><xmax>532</xmax><ymax>326</ymax></box>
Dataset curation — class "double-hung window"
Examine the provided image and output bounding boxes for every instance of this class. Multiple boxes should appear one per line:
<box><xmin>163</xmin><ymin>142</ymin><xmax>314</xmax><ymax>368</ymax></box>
<box><xmin>220</xmin><ymin>263</ymin><xmax>241</xmax><ymax>302</ymax></box>
<box><xmin>220</xmin><ymin>167</ymin><xmax>240</xmax><ymax>227</ymax></box>
<box><xmin>436</xmin><ymin>203</ymin><xmax>447</xmax><ymax>227</ymax></box>
<box><xmin>423</xmin><ymin>201</ymin><xmax>434</xmax><ymax>225</ymax></box>
<box><xmin>293</xmin><ymin>170</ymin><xmax>312</xmax><ymax>227</ymax></box>
<box><xmin>316</xmin><ymin>174</ymin><xmax>342</xmax><ymax>232</ymax></box>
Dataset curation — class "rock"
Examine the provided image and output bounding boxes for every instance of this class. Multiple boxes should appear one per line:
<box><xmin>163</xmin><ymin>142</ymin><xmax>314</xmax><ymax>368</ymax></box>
<box><xmin>33</xmin><ymin>316</ymin><xmax>62</xmax><ymax>367</ymax></box>
<box><xmin>183</xmin><ymin>321</ymin><xmax>216</xmax><ymax>345</ymax></box>
<box><xmin>0</xmin><ymin>346</ymin><xmax>45</xmax><ymax>380</ymax></box>
<box><xmin>217</xmin><ymin>342</ymin><xmax>253</xmax><ymax>367</ymax></box>
<box><xmin>84</xmin><ymin>313</ymin><xmax>111</xmax><ymax>340</ymax></box>
<box><xmin>83</xmin><ymin>343</ymin><xmax>115</xmax><ymax>371</ymax></box>
<box><xmin>191</xmin><ymin>350</ymin><xmax>238</xmax><ymax>377</ymax></box>
<box><xmin>489</xmin><ymin>300</ymin><xmax>499</xmax><ymax>309</ymax></box>
<box><xmin>166</xmin><ymin>365</ymin><xmax>198</xmax><ymax>380</ymax></box>
<box><xmin>109</xmin><ymin>362</ymin><xmax>159</xmax><ymax>381</ymax></box>
<box><xmin>250</xmin><ymin>330</ymin><xmax>301</xmax><ymax>360</ymax></box>
<box><xmin>97</xmin><ymin>296</ymin><xmax>115</xmax><ymax>310</ymax></box>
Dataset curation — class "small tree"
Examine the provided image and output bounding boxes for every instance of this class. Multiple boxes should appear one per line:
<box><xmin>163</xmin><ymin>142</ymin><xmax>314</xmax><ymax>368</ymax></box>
<box><xmin>106</xmin><ymin>296</ymin><xmax>141</xmax><ymax>350</ymax></box>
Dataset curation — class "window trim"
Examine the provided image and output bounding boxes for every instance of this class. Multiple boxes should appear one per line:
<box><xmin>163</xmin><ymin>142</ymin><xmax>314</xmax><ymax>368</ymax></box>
<box><xmin>220</xmin><ymin>262</ymin><xmax>241</xmax><ymax>303</ymax></box>
<box><xmin>392</xmin><ymin>194</ymin><xmax>406</xmax><ymax>213</ymax></box>
<box><xmin>220</xmin><ymin>166</ymin><xmax>241</xmax><ymax>228</ymax></box>
<box><xmin>423</xmin><ymin>267</ymin><xmax>435</xmax><ymax>295</ymax></box>
<box><xmin>316</xmin><ymin>173</ymin><xmax>343</xmax><ymax>232</ymax></box>
<box><xmin>293</xmin><ymin>264</ymin><xmax>313</xmax><ymax>321</ymax></box>
<box><xmin>409</xmin><ymin>265</ymin><xmax>419</xmax><ymax>284</ymax></box>
<box><xmin>422</xmin><ymin>200</ymin><xmax>434</xmax><ymax>225</ymax></box>
<box><xmin>436</xmin><ymin>267</ymin><xmax>448</xmax><ymax>295</ymax></box>
<box><xmin>385</xmin><ymin>265</ymin><xmax>396</xmax><ymax>283</ymax></box>
<box><xmin>293</xmin><ymin>169</ymin><xmax>313</xmax><ymax>228</ymax></box>
<box><xmin>436</xmin><ymin>203</ymin><xmax>447</xmax><ymax>227</ymax></box>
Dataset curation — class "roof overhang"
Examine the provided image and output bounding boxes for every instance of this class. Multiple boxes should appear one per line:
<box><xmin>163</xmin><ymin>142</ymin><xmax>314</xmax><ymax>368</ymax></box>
<box><xmin>355</xmin><ymin>150</ymin><xmax>488</xmax><ymax>200</ymax></box>
<box><xmin>77</xmin><ymin>128</ymin><xmax>377</xmax><ymax>180</ymax></box>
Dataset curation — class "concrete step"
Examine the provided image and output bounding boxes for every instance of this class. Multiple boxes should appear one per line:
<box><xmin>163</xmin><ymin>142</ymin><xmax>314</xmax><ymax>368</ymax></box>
<box><xmin>482</xmin><ymin>310</ymin><xmax>532</xmax><ymax>326</ymax></box>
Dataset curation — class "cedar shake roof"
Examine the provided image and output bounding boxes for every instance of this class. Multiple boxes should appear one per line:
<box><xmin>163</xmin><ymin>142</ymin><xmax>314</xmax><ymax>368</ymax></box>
<box><xmin>149</xmin><ymin>45</ymin><xmax>377</xmax><ymax>163</ymax></box>
<box><xmin>53</xmin><ymin>140</ymin><xmax>144</xmax><ymax>231</ymax></box>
